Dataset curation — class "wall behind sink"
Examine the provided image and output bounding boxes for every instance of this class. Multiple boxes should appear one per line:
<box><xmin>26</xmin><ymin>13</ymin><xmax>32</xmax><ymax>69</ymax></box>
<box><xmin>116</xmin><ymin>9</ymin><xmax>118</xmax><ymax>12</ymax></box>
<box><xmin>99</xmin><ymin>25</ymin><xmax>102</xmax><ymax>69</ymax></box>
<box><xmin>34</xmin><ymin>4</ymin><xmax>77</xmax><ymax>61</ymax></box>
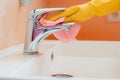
<box><xmin>46</xmin><ymin>0</ymin><xmax>120</xmax><ymax>41</ymax></box>
<box><xmin>0</xmin><ymin>0</ymin><xmax>48</xmax><ymax>50</ymax></box>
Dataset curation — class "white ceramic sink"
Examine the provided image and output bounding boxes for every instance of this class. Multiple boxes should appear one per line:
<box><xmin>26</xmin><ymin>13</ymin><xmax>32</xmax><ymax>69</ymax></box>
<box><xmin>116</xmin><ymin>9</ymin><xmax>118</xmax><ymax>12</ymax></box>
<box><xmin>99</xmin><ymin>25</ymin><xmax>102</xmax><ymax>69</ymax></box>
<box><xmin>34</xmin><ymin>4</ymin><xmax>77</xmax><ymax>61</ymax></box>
<box><xmin>0</xmin><ymin>40</ymin><xmax>120</xmax><ymax>80</ymax></box>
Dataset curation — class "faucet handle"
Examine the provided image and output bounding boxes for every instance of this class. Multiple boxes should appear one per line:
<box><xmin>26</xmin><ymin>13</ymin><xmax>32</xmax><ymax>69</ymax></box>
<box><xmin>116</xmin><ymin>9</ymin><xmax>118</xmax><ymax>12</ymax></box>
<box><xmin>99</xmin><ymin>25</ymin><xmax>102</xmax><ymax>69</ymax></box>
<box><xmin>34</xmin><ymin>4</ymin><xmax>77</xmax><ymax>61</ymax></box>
<box><xmin>33</xmin><ymin>8</ymin><xmax>65</xmax><ymax>19</ymax></box>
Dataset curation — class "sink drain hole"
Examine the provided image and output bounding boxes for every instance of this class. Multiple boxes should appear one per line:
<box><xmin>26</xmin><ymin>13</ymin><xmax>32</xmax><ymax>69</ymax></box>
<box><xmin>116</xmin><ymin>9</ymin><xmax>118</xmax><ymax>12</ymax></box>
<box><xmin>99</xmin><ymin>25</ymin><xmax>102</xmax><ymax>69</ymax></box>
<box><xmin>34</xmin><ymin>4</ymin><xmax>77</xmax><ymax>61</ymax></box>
<box><xmin>51</xmin><ymin>74</ymin><xmax>73</xmax><ymax>78</ymax></box>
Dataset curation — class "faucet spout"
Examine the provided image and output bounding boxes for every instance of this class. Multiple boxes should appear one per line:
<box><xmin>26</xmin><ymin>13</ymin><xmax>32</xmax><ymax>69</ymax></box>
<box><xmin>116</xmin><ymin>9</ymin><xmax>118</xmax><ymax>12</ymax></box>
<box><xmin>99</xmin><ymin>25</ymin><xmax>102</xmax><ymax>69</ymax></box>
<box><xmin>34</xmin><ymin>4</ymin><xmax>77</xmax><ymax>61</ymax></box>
<box><xmin>24</xmin><ymin>23</ymin><xmax>74</xmax><ymax>55</ymax></box>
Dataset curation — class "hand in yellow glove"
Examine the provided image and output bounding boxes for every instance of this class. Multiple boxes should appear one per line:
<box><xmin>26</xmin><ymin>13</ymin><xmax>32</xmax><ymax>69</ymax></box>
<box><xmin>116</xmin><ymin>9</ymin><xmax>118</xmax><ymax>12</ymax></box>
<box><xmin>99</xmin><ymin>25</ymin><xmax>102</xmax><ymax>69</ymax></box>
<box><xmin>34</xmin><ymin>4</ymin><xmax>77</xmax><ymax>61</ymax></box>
<box><xmin>49</xmin><ymin>3</ymin><xmax>94</xmax><ymax>22</ymax></box>
<box><xmin>49</xmin><ymin>0</ymin><xmax>120</xmax><ymax>23</ymax></box>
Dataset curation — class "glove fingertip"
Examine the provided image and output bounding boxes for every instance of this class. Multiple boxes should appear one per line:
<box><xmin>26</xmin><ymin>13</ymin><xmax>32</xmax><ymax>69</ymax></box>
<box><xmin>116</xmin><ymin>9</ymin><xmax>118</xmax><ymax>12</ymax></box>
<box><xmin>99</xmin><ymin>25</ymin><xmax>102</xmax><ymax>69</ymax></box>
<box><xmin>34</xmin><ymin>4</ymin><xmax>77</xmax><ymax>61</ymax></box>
<box><xmin>48</xmin><ymin>14</ymin><xmax>64</xmax><ymax>21</ymax></box>
<box><xmin>48</xmin><ymin>17</ymin><xmax>56</xmax><ymax>21</ymax></box>
<box><xmin>64</xmin><ymin>17</ymin><xmax>73</xmax><ymax>23</ymax></box>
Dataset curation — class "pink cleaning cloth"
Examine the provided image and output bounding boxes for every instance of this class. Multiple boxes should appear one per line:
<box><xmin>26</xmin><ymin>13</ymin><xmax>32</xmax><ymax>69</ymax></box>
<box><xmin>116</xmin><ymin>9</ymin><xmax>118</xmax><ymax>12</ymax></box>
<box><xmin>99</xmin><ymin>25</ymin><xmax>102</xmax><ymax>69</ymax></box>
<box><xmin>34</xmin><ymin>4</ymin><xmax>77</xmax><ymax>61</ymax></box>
<box><xmin>38</xmin><ymin>13</ymin><xmax>65</xmax><ymax>28</ymax></box>
<box><xmin>37</xmin><ymin>13</ymin><xmax>81</xmax><ymax>43</ymax></box>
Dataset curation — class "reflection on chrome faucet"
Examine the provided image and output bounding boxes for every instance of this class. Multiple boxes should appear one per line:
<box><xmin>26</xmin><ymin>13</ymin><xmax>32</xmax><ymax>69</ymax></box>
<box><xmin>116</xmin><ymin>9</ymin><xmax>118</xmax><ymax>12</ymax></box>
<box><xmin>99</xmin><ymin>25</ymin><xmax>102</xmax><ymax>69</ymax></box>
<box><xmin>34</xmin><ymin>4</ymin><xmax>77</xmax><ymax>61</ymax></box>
<box><xmin>24</xmin><ymin>8</ymin><xmax>74</xmax><ymax>55</ymax></box>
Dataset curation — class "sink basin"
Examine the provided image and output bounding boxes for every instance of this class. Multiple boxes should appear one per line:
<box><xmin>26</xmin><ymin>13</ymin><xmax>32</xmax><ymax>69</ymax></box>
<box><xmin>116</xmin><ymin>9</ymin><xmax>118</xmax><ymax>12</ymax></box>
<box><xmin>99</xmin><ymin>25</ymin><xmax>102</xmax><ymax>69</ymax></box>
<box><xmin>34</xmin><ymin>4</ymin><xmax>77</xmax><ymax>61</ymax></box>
<box><xmin>42</xmin><ymin>41</ymin><xmax>120</xmax><ymax>79</ymax></box>
<box><xmin>0</xmin><ymin>40</ymin><xmax>120</xmax><ymax>80</ymax></box>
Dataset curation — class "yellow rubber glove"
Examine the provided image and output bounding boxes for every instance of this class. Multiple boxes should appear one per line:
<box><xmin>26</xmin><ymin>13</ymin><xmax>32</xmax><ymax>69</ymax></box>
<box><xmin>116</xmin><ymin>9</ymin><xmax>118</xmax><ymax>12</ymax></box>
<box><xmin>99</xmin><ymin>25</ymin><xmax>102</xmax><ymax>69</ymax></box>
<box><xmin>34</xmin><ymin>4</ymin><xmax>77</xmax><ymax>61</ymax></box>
<box><xmin>49</xmin><ymin>0</ymin><xmax>120</xmax><ymax>22</ymax></box>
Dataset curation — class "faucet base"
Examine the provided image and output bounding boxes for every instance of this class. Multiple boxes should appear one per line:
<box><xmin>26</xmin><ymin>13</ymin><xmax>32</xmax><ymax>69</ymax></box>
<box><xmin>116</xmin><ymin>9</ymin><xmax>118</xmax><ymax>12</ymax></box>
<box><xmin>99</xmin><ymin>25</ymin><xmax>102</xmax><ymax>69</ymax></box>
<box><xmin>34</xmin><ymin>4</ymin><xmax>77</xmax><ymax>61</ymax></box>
<box><xmin>24</xmin><ymin>51</ymin><xmax>39</xmax><ymax>55</ymax></box>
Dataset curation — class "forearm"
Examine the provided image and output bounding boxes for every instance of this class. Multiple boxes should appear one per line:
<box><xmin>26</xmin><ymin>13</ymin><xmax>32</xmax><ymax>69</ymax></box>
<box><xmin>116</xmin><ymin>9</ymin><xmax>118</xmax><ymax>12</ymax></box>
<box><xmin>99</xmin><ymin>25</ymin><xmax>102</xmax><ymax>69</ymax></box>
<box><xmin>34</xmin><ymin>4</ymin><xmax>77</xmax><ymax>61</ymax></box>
<box><xmin>67</xmin><ymin>0</ymin><xmax>120</xmax><ymax>22</ymax></box>
<box><xmin>90</xmin><ymin>0</ymin><xmax>120</xmax><ymax>16</ymax></box>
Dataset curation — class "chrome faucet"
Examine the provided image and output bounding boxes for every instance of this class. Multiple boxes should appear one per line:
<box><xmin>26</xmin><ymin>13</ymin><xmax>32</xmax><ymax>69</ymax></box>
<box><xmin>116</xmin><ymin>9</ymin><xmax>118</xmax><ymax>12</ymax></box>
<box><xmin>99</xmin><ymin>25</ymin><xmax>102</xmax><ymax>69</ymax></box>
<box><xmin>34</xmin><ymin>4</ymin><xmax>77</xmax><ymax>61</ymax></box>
<box><xmin>24</xmin><ymin>8</ymin><xmax>75</xmax><ymax>55</ymax></box>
